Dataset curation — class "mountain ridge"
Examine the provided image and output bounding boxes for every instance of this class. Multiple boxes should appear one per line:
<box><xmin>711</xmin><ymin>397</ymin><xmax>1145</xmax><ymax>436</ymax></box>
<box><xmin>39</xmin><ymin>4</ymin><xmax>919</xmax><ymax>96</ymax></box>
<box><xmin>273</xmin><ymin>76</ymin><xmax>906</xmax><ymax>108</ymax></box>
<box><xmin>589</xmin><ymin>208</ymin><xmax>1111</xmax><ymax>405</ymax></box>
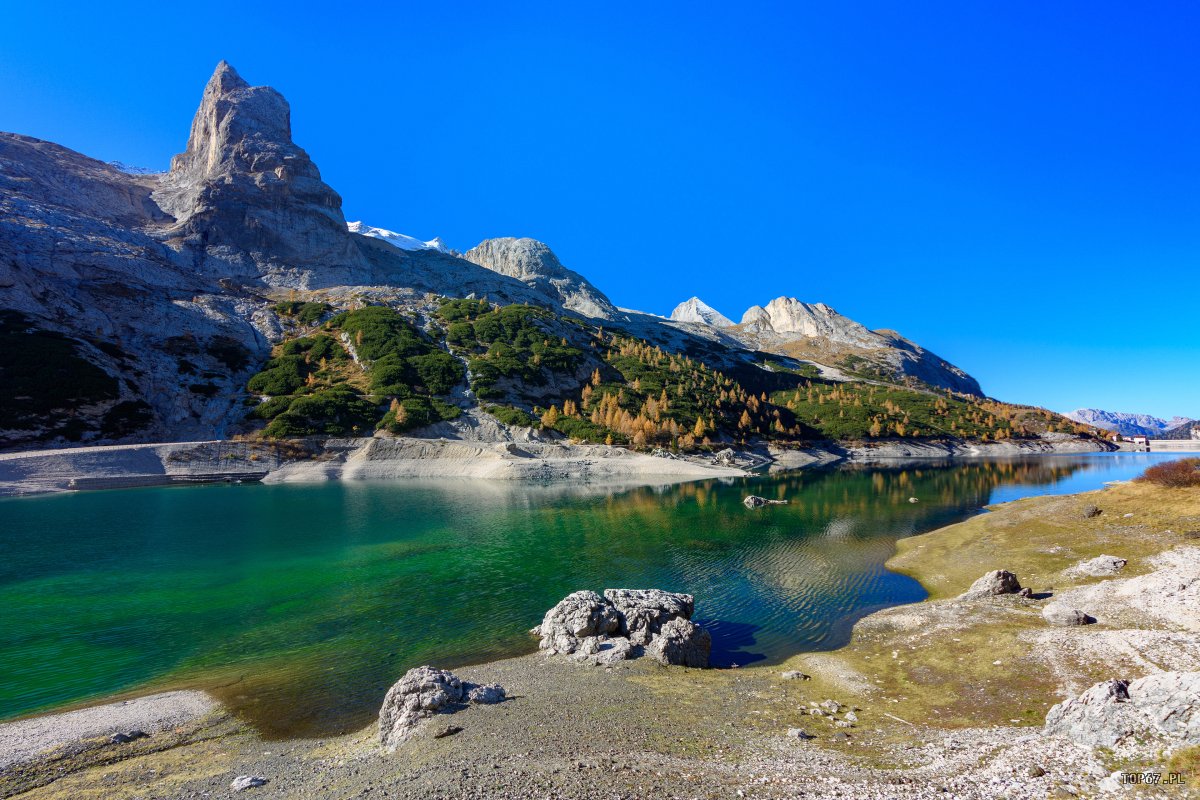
<box><xmin>1063</xmin><ymin>409</ymin><xmax>1195</xmax><ymax>438</ymax></box>
<box><xmin>0</xmin><ymin>62</ymin><xmax>1075</xmax><ymax>450</ymax></box>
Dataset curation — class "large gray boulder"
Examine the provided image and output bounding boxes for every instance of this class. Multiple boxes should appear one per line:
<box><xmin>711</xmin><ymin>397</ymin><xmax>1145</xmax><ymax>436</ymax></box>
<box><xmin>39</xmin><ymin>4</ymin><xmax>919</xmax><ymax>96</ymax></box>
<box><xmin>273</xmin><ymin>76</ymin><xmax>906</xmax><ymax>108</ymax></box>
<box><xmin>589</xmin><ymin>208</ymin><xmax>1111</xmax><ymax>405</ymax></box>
<box><xmin>603</xmin><ymin>588</ymin><xmax>694</xmax><ymax>645</ymax></box>
<box><xmin>1071</xmin><ymin>555</ymin><xmax>1128</xmax><ymax>577</ymax></box>
<box><xmin>645</xmin><ymin>618</ymin><xmax>712</xmax><ymax>668</ymax></box>
<box><xmin>378</xmin><ymin>667</ymin><xmax>506</xmax><ymax>749</ymax></box>
<box><xmin>1042</xmin><ymin>605</ymin><xmax>1096</xmax><ymax>627</ymax></box>
<box><xmin>961</xmin><ymin>570</ymin><xmax>1023</xmax><ymax>599</ymax></box>
<box><xmin>1044</xmin><ymin>672</ymin><xmax>1200</xmax><ymax>748</ymax></box>
<box><xmin>465</xmin><ymin>683</ymin><xmax>506</xmax><ymax>704</ymax></box>
<box><xmin>538</xmin><ymin>591</ymin><xmax>623</xmax><ymax>655</ymax></box>
<box><xmin>378</xmin><ymin>666</ymin><xmax>464</xmax><ymax>749</ymax></box>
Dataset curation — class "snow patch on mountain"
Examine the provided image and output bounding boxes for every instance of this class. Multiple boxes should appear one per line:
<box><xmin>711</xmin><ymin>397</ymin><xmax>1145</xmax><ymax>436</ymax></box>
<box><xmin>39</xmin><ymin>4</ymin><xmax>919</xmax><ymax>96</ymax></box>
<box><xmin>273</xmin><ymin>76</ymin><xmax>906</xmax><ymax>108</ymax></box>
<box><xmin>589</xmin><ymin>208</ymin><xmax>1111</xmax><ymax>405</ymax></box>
<box><xmin>348</xmin><ymin>221</ymin><xmax>449</xmax><ymax>253</ymax></box>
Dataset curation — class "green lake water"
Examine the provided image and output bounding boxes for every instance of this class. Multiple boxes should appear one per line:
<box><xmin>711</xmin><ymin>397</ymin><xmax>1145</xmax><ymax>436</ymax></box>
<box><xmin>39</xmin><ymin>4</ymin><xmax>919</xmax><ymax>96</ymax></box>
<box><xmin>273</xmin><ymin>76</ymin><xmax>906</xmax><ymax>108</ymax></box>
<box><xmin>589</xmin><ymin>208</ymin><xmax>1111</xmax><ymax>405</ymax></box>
<box><xmin>0</xmin><ymin>452</ymin><xmax>1177</xmax><ymax>737</ymax></box>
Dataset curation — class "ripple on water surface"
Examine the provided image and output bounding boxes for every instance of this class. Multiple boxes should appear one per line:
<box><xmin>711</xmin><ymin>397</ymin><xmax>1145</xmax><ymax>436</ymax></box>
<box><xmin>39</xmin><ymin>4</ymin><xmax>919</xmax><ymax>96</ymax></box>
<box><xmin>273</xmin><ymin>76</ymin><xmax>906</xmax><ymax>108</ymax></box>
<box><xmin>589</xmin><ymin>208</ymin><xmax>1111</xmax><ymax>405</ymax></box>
<box><xmin>0</xmin><ymin>453</ymin><xmax>1175</xmax><ymax>736</ymax></box>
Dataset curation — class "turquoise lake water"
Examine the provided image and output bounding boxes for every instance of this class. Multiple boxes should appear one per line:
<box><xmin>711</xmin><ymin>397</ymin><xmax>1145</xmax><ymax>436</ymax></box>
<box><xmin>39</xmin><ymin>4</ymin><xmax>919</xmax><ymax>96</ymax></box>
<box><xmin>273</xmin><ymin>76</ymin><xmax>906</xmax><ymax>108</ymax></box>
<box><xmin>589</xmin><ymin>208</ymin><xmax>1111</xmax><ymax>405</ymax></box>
<box><xmin>0</xmin><ymin>452</ymin><xmax>1179</xmax><ymax>737</ymax></box>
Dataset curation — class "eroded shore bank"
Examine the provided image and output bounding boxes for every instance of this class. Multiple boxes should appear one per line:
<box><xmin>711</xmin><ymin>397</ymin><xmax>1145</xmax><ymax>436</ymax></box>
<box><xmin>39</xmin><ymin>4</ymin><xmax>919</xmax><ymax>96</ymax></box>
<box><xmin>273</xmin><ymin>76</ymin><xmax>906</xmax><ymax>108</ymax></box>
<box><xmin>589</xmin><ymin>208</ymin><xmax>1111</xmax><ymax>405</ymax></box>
<box><xmin>0</xmin><ymin>431</ymin><xmax>1113</xmax><ymax>498</ymax></box>
<box><xmin>3</xmin><ymin>476</ymin><xmax>1195</xmax><ymax>799</ymax></box>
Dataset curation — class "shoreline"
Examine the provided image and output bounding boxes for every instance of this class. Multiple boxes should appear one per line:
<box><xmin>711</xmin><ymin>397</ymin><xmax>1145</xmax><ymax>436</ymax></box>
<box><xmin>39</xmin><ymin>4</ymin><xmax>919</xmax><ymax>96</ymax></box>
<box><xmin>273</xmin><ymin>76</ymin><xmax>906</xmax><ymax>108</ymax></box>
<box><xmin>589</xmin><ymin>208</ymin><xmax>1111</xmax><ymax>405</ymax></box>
<box><xmin>0</xmin><ymin>433</ymin><xmax>1116</xmax><ymax>498</ymax></box>
<box><xmin>5</xmin><ymin>472</ymin><xmax>1197</xmax><ymax>798</ymax></box>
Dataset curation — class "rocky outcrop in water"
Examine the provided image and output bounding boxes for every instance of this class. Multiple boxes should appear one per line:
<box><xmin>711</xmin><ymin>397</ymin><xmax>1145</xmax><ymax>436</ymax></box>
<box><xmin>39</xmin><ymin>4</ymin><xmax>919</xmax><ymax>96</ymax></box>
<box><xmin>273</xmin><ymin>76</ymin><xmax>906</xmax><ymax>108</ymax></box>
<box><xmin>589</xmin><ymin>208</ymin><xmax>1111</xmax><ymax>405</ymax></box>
<box><xmin>743</xmin><ymin>495</ymin><xmax>788</xmax><ymax>508</ymax></box>
<box><xmin>536</xmin><ymin>590</ymin><xmax>624</xmax><ymax>655</ymax></box>
<box><xmin>537</xmin><ymin>588</ymin><xmax>709</xmax><ymax>667</ymax></box>
<box><xmin>603</xmin><ymin>589</ymin><xmax>695</xmax><ymax>646</ymax></box>
<box><xmin>1043</xmin><ymin>672</ymin><xmax>1200</xmax><ymax>748</ymax></box>
<box><xmin>378</xmin><ymin>666</ymin><xmax>506</xmax><ymax>749</ymax></box>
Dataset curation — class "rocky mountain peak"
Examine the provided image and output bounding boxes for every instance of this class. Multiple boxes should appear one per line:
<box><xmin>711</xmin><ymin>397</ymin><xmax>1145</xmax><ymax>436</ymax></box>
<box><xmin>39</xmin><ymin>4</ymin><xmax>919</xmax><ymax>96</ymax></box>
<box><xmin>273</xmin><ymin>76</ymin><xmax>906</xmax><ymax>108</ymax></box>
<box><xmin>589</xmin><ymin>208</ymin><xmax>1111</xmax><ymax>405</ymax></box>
<box><xmin>739</xmin><ymin>297</ymin><xmax>878</xmax><ymax>348</ymax></box>
<box><xmin>465</xmin><ymin>238</ymin><xmax>563</xmax><ymax>281</ymax></box>
<box><xmin>152</xmin><ymin>62</ymin><xmax>369</xmax><ymax>288</ymax></box>
<box><xmin>208</xmin><ymin>59</ymin><xmax>249</xmax><ymax>94</ymax></box>
<box><xmin>1063</xmin><ymin>409</ymin><xmax>1195</xmax><ymax>437</ymax></box>
<box><xmin>725</xmin><ymin>296</ymin><xmax>981</xmax><ymax>395</ymax></box>
<box><xmin>463</xmin><ymin>237</ymin><xmax>616</xmax><ymax>319</ymax></box>
<box><xmin>670</xmin><ymin>297</ymin><xmax>734</xmax><ymax>327</ymax></box>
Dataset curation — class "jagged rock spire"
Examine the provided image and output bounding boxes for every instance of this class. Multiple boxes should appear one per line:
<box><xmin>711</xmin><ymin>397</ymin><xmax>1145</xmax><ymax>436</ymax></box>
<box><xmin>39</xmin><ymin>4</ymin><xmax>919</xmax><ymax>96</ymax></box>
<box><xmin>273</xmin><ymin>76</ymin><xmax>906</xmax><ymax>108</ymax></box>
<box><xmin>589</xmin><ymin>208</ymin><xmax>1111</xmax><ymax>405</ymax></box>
<box><xmin>153</xmin><ymin>62</ymin><xmax>369</xmax><ymax>288</ymax></box>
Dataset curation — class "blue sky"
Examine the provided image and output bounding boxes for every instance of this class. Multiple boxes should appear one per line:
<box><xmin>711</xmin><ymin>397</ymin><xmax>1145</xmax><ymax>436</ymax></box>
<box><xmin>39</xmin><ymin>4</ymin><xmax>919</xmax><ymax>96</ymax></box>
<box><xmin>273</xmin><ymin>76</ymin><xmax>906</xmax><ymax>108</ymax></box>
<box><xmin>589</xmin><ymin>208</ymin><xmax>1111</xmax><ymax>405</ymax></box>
<box><xmin>2</xmin><ymin>2</ymin><xmax>1197</xmax><ymax>418</ymax></box>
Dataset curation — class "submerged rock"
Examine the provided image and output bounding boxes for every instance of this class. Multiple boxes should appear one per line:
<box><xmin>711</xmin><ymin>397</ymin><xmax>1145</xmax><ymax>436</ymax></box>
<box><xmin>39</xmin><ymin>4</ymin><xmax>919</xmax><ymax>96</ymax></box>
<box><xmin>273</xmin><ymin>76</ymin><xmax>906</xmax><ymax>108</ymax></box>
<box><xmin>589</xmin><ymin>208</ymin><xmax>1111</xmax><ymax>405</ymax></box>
<box><xmin>743</xmin><ymin>495</ymin><xmax>788</xmax><ymax>508</ymax></box>
<box><xmin>645</xmin><ymin>617</ymin><xmax>712</xmax><ymax>668</ymax></box>
<box><xmin>961</xmin><ymin>570</ymin><xmax>1023</xmax><ymax>599</ymax></box>
<box><xmin>604</xmin><ymin>588</ymin><xmax>694</xmax><ymax>645</ymax></box>
<box><xmin>1043</xmin><ymin>671</ymin><xmax>1200</xmax><ymax>748</ymax></box>
<box><xmin>538</xmin><ymin>590</ymin><xmax>623</xmax><ymax>655</ymax></box>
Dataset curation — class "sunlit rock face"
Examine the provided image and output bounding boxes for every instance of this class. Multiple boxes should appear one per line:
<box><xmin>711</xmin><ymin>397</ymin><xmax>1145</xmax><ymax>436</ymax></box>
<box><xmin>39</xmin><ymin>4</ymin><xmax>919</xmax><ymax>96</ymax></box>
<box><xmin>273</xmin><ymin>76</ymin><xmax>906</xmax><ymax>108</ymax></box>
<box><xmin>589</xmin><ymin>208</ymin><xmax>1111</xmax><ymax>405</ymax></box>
<box><xmin>463</xmin><ymin>237</ymin><xmax>616</xmax><ymax>320</ymax></box>
<box><xmin>153</xmin><ymin>61</ymin><xmax>371</xmax><ymax>289</ymax></box>
<box><xmin>729</xmin><ymin>296</ymin><xmax>982</xmax><ymax>396</ymax></box>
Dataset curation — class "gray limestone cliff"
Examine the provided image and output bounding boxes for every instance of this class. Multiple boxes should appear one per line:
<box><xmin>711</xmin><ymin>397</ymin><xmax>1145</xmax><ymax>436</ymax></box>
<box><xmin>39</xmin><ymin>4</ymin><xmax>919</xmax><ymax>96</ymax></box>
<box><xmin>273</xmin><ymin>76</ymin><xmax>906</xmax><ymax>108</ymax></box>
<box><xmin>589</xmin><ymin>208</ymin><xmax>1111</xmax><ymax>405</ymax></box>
<box><xmin>463</xmin><ymin>238</ymin><xmax>616</xmax><ymax>319</ymax></box>
<box><xmin>153</xmin><ymin>61</ymin><xmax>370</xmax><ymax>289</ymax></box>
<box><xmin>731</xmin><ymin>297</ymin><xmax>982</xmax><ymax>396</ymax></box>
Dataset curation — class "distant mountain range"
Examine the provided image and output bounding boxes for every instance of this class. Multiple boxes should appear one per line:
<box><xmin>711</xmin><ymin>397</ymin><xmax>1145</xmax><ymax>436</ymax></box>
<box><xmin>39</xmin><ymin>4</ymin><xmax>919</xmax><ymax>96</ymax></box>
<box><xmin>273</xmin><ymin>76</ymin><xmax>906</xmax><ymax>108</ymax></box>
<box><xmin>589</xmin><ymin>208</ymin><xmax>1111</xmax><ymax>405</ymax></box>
<box><xmin>0</xmin><ymin>62</ymin><xmax>1091</xmax><ymax>449</ymax></box>
<box><xmin>669</xmin><ymin>296</ymin><xmax>982</xmax><ymax>396</ymax></box>
<box><xmin>1062</xmin><ymin>409</ymin><xmax>1195</xmax><ymax>438</ymax></box>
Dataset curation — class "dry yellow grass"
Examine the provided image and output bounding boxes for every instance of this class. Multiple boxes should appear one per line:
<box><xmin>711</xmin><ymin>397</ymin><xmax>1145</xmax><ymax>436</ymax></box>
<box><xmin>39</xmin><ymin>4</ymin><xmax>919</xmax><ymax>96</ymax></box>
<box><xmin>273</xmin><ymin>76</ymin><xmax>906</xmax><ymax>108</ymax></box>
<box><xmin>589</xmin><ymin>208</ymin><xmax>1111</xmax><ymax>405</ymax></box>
<box><xmin>769</xmin><ymin>481</ymin><xmax>1200</xmax><ymax>747</ymax></box>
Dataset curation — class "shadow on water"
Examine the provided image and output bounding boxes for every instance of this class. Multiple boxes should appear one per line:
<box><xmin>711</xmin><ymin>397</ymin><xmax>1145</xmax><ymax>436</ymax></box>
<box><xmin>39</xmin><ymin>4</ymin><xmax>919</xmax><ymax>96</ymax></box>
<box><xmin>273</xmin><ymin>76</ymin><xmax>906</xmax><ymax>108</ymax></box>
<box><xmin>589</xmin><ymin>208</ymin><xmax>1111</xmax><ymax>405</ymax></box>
<box><xmin>0</xmin><ymin>452</ymin><xmax>1172</xmax><ymax>737</ymax></box>
<box><xmin>700</xmin><ymin>618</ymin><xmax>767</xmax><ymax>667</ymax></box>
